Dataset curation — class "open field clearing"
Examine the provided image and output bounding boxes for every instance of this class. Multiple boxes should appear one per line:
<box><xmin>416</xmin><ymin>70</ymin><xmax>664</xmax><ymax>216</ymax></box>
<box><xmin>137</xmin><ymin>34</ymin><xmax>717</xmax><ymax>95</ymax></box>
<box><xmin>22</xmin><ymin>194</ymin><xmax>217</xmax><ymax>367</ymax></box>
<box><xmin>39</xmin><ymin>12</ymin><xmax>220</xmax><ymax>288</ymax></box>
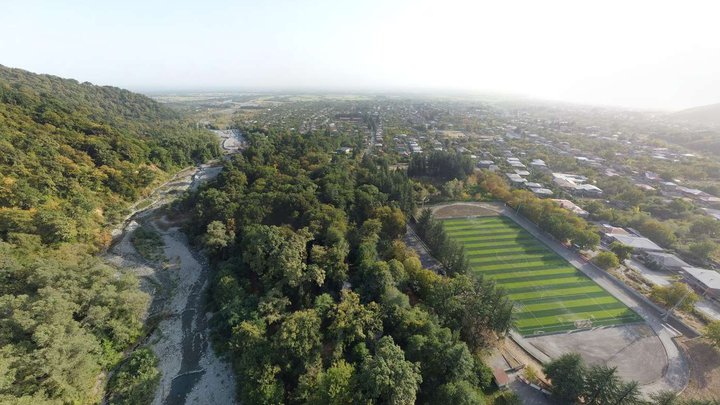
<box><xmin>442</xmin><ymin>216</ymin><xmax>642</xmax><ymax>336</ymax></box>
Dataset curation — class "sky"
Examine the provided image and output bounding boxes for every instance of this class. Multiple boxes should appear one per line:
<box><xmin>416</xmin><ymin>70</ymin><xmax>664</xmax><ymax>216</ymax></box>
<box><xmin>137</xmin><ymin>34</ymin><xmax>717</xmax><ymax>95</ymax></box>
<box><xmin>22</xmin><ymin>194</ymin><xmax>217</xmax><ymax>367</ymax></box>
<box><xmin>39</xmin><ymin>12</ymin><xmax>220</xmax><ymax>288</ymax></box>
<box><xmin>2</xmin><ymin>0</ymin><xmax>719</xmax><ymax>110</ymax></box>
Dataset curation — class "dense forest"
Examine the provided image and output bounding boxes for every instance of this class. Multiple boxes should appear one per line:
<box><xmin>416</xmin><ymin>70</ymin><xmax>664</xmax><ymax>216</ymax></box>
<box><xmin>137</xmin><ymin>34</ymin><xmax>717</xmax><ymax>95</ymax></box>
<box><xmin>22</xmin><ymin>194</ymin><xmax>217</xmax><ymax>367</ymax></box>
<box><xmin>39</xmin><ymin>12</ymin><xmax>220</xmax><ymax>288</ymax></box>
<box><xmin>407</xmin><ymin>150</ymin><xmax>475</xmax><ymax>181</ymax></box>
<box><xmin>181</xmin><ymin>128</ymin><xmax>513</xmax><ymax>404</ymax></box>
<box><xmin>0</xmin><ymin>64</ymin><xmax>220</xmax><ymax>244</ymax></box>
<box><xmin>0</xmin><ymin>66</ymin><xmax>219</xmax><ymax>404</ymax></box>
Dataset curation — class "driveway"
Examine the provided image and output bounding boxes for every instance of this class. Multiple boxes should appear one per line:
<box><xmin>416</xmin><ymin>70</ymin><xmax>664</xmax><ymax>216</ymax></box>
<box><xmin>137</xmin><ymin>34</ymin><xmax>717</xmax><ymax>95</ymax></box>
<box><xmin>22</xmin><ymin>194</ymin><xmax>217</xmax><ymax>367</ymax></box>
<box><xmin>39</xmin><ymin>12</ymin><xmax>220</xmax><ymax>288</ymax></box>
<box><xmin>696</xmin><ymin>299</ymin><xmax>720</xmax><ymax>321</ymax></box>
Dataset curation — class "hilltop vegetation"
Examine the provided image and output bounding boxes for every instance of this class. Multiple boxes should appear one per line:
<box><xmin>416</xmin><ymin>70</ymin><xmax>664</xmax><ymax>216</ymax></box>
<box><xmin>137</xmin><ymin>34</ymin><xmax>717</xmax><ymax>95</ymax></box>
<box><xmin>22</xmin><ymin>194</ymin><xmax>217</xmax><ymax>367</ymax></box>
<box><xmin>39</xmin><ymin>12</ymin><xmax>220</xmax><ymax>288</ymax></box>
<box><xmin>182</xmin><ymin>127</ymin><xmax>513</xmax><ymax>404</ymax></box>
<box><xmin>0</xmin><ymin>66</ymin><xmax>219</xmax><ymax>404</ymax></box>
<box><xmin>0</xmin><ymin>65</ymin><xmax>220</xmax><ymax>244</ymax></box>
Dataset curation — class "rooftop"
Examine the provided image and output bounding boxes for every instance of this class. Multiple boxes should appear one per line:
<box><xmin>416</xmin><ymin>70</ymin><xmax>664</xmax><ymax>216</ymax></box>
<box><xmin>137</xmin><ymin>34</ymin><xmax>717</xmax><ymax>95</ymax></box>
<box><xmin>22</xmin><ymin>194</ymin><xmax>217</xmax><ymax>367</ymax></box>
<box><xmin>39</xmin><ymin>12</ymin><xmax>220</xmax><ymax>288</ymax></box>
<box><xmin>681</xmin><ymin>267</ymin><xmax>720</xmax><ymax>290</ymax></box>
<box><xmin>644</xmin><ymin>251</ymin><xmax>689</xmax><ymax>268</ymax></box>
<box><xmin>609</xmin><ymin>234</ymin><xmax>664</xmax><ymax>252</ymax></box>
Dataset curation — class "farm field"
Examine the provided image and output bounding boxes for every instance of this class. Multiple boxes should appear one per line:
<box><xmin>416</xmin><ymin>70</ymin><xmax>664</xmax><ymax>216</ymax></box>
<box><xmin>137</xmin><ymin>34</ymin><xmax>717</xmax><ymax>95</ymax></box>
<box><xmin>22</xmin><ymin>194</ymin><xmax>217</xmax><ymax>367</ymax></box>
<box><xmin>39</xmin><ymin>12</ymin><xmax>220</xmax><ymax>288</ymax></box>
<box><xmin>442</xmin><ymin>216</ymin><xmax>642</xmax><ymax>336</ymax></box>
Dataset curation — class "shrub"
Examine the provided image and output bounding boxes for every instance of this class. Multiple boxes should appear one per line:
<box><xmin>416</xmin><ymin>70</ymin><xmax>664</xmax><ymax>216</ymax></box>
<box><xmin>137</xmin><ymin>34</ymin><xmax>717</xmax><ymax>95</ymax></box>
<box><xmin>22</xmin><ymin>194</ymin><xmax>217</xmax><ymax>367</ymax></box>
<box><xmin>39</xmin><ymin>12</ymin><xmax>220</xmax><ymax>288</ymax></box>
<box><xmin>106</xmin><ymin>349</ymin><xmax>161</xmax><ymax>405</ymax></box>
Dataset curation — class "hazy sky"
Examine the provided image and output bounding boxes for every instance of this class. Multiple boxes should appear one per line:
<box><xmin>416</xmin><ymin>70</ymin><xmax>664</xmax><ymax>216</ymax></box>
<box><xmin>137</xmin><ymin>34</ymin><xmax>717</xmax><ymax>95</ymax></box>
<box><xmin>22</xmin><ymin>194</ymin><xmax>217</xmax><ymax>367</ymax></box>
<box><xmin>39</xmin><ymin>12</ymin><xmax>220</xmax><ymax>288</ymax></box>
<box><xmin>2</xmin><ymin>0</ymin><xmax>719</xmax><ymax>110</ymax></box>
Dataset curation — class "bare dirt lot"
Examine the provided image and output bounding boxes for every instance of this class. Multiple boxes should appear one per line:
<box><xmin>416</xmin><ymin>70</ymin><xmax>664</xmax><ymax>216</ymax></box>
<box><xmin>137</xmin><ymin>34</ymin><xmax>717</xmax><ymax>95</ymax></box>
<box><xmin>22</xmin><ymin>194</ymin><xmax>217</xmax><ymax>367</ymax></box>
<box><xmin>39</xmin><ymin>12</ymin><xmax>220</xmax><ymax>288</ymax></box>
<box><xmin>678</xmin><ymin>338</ymin><xmax>720</xmax><ymax>401</ymax></box>
<box><xmin>527</xmin><ymin>324</ymin><xmax>667</xmax><ymax>385</ymax></box>
<box><xmin>431</xmin><ymin>202</ymin><xmax>500</xmax><ymax>218</ymax></box>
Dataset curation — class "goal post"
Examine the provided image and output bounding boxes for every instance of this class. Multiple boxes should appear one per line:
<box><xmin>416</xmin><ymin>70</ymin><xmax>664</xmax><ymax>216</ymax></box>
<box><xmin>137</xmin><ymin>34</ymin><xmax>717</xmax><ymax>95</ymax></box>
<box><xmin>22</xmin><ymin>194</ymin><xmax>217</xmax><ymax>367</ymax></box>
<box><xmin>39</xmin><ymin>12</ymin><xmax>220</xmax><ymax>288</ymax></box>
<box><xmin>574</xmin><ymin>319</ymin><xmax>593</xmax><ymax>329</ymax></box>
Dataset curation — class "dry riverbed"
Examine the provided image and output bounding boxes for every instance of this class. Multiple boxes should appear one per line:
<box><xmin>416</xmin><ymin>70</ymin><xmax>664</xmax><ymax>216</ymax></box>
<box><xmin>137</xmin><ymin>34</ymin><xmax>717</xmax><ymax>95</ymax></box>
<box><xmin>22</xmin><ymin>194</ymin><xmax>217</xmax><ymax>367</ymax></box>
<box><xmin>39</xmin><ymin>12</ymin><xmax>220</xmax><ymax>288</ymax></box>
<box><xmin>104</xmin><ymin>163</ymin><xmax>236</xmax><ymax>405</ymax></box>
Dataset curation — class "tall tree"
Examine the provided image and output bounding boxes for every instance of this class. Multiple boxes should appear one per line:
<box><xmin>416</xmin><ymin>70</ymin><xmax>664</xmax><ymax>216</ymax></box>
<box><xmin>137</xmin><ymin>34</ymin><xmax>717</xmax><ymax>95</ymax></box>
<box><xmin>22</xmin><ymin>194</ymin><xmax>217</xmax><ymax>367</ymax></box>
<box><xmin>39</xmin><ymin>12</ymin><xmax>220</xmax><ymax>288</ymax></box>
<box><xmin>357</xmin><ymin>336</ymin><xmax>423</xmax><ymax>405</ymax></box>
<box><xmin>544</xmin><ymin>353</ymin><xmax>586</xmax><ymax>404</ymax></box>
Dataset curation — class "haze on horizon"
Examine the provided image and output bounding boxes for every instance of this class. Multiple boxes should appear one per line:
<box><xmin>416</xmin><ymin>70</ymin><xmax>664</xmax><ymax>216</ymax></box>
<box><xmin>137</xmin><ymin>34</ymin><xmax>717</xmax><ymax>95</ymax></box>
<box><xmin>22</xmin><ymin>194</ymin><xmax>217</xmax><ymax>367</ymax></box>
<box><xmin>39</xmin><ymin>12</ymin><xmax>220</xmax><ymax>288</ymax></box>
<box><xmin>2</xmin><ymin>0</ymin><xmax>719</xmax><ymax>110</ymax></box>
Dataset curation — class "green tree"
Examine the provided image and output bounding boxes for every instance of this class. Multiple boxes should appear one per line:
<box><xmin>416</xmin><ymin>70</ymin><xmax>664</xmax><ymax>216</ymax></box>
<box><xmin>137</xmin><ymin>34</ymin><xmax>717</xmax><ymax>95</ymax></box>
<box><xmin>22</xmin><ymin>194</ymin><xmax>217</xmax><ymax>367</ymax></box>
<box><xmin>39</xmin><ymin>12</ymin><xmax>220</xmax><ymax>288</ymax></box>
<box><xmin>433</xmin><ymin>380</ymin><xmax>485</xmax><ymax>405</ymax></box>
<box><xmin>494</xmin><ymin>391</ymin><xmax>522</xmax><ymax>405</ymax></box>
<box><xmin>308</xmin><ymin>360</ymin><xmax>356</xmax><ymax>405</ymax></box>
<box><xmin>688</xmin><ymin>240</ymin><xmax>717</xmax><ymax>263</ymax></box>
<box><xmin>202</xmin><ymin>220</ymin><xmax>234</xmax><ymax>253</ymax></box>
<box><xmin>329</xmin><ymin>290</ymin><xmax>382</xmax><ymax>350</ymax></box>
<box><xmin>705</xmin><ymin>320</ymin><xmax>720</xmax><ymax>350</ymax></box>
<box><xmin>358</xmin><ymin>336</ymin><xmax>423</xmax><ymax>405</ymax></box>
<box><xmin>584</xmin><ymin>365</ymin><xmax>642</xmax><ymax>405</ymax></box>
<box><xmin>584</xmin><ymin>365</ymin><xmax>621</xmax><ymax>404</ymax></box>
<box><xmin>690</xmin><ymin>217</ymin><xmax>720</xmax><ymax>238</ymax></box>
<box><xmin>635</xmin><ymin>218</ymin><xmax>676</xmax><ymax>248</ymax></box>
<box><xmin>34</xmin><ymin>210</ymin><xmax>77</xmax><ymax>244</ymax></box>
<box><xmin>650</xmin><ymin>282</ymin><xmax>699</xmax><ymax>312</ymax></box>
<box><xmin>372</xmin><ymin>206</ymin><xmax>406</xmax><ymax>240</ymax></box>
<box><xmin>442</xmin><ymin>179</ymin><xmax>465</xmax><ymax>199</ymax></box>
<box><xmin>240</xmin><ymin>224</ymin><xmax>317</xmax><ymax>291</ymax></box>
<box><xmin>544</xmin><ymin>353</ymin><xmax>585</xmax><ymax>404</ymax></box>
<box><xmin>106</xmin><ymin>349</ymin><xmax>160</xmax><ymax>405</ymax></box>
<box><xmin>650</xmin><ymin>390</ymin><xmax>679</xmax><ymax>405</ymax></box>
<box><xmin>593</xmin><ymin>251</ymin><xmax>620</xmax><ymax>270</ymax></box>
<box><xmin>609</xmin><ymin>242</ymin><xmax>634</xmax><ymax>261</ymax></box>
<box><xmin>573</xmin><ymin>229</ymin><xmax>601</xmax><ymax>250</ymax></box>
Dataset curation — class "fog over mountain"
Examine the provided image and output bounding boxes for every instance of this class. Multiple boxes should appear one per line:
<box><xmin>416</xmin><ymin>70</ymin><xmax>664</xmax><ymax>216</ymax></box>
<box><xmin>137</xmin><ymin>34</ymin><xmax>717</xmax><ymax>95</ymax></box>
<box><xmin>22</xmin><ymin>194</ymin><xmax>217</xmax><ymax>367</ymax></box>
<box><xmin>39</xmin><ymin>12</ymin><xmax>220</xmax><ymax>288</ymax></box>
<box><xmin>672</xmin><ymin>103</ymin><xmax>720</xmax><ymax>127</ymax></box>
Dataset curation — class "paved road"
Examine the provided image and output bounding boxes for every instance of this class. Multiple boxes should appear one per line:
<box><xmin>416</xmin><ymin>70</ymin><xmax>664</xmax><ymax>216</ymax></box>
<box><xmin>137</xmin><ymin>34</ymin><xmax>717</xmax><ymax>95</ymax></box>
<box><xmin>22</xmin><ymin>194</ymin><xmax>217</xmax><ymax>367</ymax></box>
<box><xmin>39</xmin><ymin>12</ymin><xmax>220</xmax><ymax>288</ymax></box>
<box><xmin>696</xmin><ymin>298</ymin><xmax>720</xmax><ymax>321</ymax></box>
<box><xmin>404</xmin><ymin>224</ymin><xmax>442</xmax><ymax>272</ymax></box>
<box><xmin>626</xmin><ymin>258</ymin><xmax>672</xmax><ymax>287</ymax></box>
<box><xmin>510</xmin><ymin>380</ymin><xmax>552</xmax><ymax>405</ymax></box>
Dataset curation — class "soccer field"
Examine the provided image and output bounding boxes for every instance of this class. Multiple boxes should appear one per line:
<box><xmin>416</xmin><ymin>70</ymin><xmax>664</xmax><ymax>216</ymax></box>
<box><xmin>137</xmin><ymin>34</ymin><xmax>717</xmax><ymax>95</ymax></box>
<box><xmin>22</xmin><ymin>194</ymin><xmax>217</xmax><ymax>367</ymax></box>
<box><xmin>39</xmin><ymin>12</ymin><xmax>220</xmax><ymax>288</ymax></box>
<box><xmin>442</xmin><ymin>216</ymin><xmax>642</xmax><ymax>336</ymax></box>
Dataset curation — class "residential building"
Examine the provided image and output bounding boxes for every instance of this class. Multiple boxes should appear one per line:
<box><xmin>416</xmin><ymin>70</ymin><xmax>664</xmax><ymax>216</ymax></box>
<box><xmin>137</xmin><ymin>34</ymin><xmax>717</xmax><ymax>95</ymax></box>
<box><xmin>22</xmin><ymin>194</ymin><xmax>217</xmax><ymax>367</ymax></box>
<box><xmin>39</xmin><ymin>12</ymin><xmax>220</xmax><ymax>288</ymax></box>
<box><xmin>680</xmin><ymin>267</ymin><xmax>720</xmax><ymax>299</ymax></box>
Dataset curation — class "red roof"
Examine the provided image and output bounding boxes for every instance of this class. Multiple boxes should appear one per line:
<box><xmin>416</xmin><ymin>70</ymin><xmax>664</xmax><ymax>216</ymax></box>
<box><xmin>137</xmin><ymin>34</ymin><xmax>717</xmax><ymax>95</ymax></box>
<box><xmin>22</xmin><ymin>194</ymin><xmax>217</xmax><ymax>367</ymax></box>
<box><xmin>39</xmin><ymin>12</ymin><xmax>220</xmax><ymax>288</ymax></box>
<box><xmin>492</xmin><ymin>367</ymin><xmax>509</xmax><ymax>387</ymax></box>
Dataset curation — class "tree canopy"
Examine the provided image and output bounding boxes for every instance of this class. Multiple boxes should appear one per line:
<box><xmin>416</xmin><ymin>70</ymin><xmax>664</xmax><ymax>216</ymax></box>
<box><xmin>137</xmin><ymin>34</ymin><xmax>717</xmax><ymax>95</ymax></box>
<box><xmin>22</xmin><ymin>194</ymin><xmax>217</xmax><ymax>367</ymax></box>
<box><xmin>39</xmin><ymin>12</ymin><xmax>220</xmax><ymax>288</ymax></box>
<box><xmin>184</xmin><ymin>126</ymin><xmax>512</xmax><ymax>404</ymax></box>
<box><xmin>0</xmin><ymin>66</ymin><xmax>218</xmax><ymax>404</ymax></box>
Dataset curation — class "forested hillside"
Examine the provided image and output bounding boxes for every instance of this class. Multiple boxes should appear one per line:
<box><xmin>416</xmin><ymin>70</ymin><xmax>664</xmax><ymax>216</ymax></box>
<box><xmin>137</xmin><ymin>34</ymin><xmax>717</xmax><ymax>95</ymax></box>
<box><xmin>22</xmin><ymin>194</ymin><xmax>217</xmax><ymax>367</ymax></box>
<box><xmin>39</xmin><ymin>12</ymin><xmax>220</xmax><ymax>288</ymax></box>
<box><xmin>0</xmin><ymin>64</ymin><xmax>220</xmax><ymax>244</ymax></box>
<box><xmin>0</xmin><ymin>66</ymin><xmax>219</xmax><ymax>404</ymax></box>
<box><xmin>182</xmin><ymin>127</ymin><xmax>513</xmax><ymax>404</ymax></box>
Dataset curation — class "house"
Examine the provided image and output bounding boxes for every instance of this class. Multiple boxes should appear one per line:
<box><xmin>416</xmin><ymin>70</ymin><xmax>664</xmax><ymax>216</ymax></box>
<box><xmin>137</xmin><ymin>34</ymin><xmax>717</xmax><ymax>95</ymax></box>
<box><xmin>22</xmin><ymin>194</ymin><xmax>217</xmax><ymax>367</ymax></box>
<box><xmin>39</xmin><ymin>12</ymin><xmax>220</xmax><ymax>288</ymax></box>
<box><xmin>574</xmin><ymin>183</ymin><xmax>603</xmax><ymax>197</ymax></box>
<box><xmin>336</xmin><ymin>147</ymin><xmax>353</xmax><ymax>154</ymax></box>
<box><xmin>477</xmin><ymin>160</ymin><xmax>495</xmax><ymax>169</ymax></box>
<box><xmin>607</xmin><ymin>234</ymin><xmax>664</xmax><ymax>252</ymax></box>
<box><xmin>553</xmin><ymin>173</ymin><xmax>588</xmax><ymax>184</ymax></box>
<box><xmin>703</xmin><ymin>208</ymin><xmax>720</xmax><ymax>221</ymax></box>
<box><xmin>530</xmin><ymin>187</ymin><xmax>554</xmax><ymax>196</ymax></box>
<box><xmin>680</xmin><ymin>267</ymin><xmax>720</xmax><ymax>299</ymax></box>
<box><xmin>552</xmin><ymin>199</ymin><xmax>589</xmax><ymax>217</ymax></box>
<box><xmin>677</xmin><ymin>186</ymin><xmax>704</xmax><ymax>197</ymax></box>
<box><xmin>506</xmin><ymin>173</ymin><xmax>527</xmax><ymax>184</ymax></box>
<box><xmin>642</xmin><ymin>252</ymin><xmax>689</xmax><ymax>271</ymax></box>
<box><xmin>553</xmin><ymin>173</ymin><xmax>602</xmax><ymax>197</ymax></box>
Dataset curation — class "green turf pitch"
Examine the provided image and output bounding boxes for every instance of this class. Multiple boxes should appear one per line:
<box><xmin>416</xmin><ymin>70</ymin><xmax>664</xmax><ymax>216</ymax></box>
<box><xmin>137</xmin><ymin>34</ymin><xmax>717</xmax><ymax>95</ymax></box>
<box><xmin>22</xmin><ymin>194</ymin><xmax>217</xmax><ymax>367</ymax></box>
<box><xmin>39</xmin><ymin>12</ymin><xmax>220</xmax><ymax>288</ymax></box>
<box><xmin>442</xmin><ymin>216</ymin><xmax>642</xmax><ymax>336</ymax></box>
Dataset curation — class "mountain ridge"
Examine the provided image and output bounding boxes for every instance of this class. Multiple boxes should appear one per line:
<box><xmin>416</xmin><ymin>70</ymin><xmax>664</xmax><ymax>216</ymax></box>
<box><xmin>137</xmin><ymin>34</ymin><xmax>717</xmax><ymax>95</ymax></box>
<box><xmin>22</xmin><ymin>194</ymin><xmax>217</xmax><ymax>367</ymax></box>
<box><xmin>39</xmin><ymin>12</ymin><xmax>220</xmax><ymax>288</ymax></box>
<box><xmin>670</xmin><ymin>102</ymin><xmax>720</xmax><ymax>127</ymax></box>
